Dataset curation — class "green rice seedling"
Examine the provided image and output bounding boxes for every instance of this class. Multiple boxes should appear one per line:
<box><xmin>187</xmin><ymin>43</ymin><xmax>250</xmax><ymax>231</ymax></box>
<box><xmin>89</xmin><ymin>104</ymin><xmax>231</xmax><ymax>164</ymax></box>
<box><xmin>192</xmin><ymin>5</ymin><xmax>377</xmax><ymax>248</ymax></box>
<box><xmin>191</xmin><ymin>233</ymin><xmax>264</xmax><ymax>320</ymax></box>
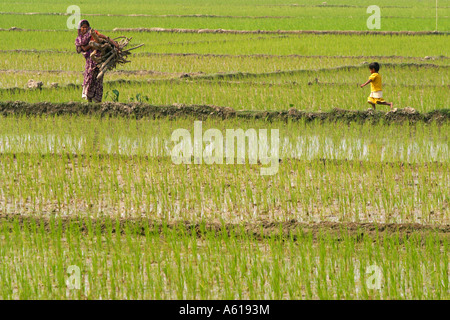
<box><xmin>0</xmin><ymin>0</ymin><xmax>449</xmax><ymax>300</ymax></box>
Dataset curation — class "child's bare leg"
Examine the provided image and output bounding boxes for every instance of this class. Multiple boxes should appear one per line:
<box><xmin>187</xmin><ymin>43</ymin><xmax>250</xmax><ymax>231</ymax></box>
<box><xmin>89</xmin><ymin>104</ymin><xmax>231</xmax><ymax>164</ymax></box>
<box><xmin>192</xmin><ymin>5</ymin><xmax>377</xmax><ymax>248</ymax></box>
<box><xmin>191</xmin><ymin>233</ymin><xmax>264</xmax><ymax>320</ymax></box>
<box><xmin>376</xmin><ymin>101</ymin><xmax>393</xmax><ymax>110</ymax></box>
<box><xmin>368</xmin><ymin>101</ymin><xmax>376</xmax><ymax>110</ymax></box>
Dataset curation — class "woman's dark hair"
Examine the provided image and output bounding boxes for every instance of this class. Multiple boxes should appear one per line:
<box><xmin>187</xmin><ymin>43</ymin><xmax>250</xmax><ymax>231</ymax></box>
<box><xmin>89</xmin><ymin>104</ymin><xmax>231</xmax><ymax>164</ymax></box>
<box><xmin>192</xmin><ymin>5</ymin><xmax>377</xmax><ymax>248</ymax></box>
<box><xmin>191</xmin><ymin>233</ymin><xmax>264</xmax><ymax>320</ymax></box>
<box><xmin>369</xmin><ymin>62</ymin><xmax>380</xmax><ymax>72</ymax></box>
<box><xmin>80</xmin><ymin>20</ymin><xmax>90</xmax><ymax>27</ymax></box>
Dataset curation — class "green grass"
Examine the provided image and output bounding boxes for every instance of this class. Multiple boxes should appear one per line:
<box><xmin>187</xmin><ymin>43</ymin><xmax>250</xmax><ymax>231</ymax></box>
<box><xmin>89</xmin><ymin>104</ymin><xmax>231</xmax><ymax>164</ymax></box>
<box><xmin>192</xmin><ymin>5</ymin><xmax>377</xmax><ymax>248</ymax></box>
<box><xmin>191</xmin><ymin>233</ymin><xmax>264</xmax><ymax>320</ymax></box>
<box><xmin>0</xmin><ymin>0</ymin><xmax>448</xmax><ymax>300</ymax></box>
<box><xmin>0</xmin><ymin>216</ymin><xmax>448</xmax><ymax>299</ymax></box>
<box><xmin>1</xmin><ymin>32</ymin><xmax>449</xmax><ymax>56</ymax></box>
<box><xmin>1</xmin><ymin>0</ymin><xmax>447</xmax><ymax>16</ymax></box>
<box><xmin>1</xmin><ymin>31</ymin><xmax>448</xmax><ymax>112</ymax></box>
<box><xmin>0</xmin><ymin>116</ymin><xmax>447</xmax><ymax>224</ymax></box>
<box><xmin>4</xmin><ymin>51</ymin><xmax>448</xmax><ymax>74</ymax></box>
<box><xmin>0</xmin><ymin>0</ymin><xmax>448</xmax><ymax>31</ymax></box>
<box><xmin>2</xmin><ymin>72</ymin><xmax>447</xmax><ymax>112</ymax></box>
<box><xmin>2</xmin><ymin>14</ymin><xmax>448</xmax><ymax>32</ymax></box>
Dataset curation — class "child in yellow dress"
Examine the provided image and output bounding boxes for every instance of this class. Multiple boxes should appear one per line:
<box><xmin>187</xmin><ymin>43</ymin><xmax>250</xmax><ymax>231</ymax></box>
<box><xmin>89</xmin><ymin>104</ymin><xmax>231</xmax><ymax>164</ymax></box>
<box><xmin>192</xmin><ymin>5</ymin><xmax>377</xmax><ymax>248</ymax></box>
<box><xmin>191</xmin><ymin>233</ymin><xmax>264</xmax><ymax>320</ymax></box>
<box><xmin>360</xmin><ymin>62</ymin><xmax>393</xmax><ymax>110</ymax></box>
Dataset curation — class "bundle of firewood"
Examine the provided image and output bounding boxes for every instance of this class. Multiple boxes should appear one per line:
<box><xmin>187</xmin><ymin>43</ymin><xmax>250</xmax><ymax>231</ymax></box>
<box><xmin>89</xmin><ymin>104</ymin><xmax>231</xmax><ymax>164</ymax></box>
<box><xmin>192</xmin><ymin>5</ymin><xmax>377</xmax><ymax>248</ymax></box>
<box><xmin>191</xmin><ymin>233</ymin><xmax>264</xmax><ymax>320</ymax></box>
<box><xmin>89</xmin><ymin>30</ymin><xmax>144</xmax><ymax>79</ymax></box>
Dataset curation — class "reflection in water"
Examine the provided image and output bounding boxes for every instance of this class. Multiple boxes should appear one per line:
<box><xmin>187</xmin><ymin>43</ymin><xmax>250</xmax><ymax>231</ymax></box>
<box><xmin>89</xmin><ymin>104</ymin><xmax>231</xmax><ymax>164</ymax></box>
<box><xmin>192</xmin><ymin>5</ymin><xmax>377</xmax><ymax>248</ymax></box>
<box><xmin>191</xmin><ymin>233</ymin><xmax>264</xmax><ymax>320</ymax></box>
<box><xmin>0</xmin><ymin>134</ymin><xmax>448</xmax><ymax>162</ymax></box>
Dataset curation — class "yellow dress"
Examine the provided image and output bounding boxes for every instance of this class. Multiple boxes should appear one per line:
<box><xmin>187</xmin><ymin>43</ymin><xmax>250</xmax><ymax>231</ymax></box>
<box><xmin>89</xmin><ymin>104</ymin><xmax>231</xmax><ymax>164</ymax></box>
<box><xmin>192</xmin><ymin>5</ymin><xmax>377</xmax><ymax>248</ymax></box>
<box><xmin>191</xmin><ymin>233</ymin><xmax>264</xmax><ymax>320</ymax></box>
<box><xmin>367</xmin><ymin>72</ymin><xmax>385</xmax><ymax>104</ymax></box>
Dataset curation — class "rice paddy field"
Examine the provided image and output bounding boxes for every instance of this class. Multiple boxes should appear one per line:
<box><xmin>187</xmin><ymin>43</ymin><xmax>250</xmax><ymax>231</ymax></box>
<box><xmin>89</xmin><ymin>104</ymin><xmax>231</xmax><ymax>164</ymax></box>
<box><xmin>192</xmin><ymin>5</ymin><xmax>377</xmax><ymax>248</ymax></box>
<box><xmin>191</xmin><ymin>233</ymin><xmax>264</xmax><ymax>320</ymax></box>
<box><xmin>0</xmin><ymin>0</ymin><xmax>449</xmax><ymax>301</ymax></box>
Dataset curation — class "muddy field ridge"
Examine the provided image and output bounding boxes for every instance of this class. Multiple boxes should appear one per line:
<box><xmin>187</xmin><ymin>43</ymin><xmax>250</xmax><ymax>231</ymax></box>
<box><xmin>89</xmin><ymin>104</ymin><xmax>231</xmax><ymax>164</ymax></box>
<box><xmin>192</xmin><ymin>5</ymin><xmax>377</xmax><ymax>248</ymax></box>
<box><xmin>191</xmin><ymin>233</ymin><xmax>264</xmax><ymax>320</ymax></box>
<box><xmin>0</xmin><ymin>101</ymin><xmax>448</xmax><ymax>124</ymax></box>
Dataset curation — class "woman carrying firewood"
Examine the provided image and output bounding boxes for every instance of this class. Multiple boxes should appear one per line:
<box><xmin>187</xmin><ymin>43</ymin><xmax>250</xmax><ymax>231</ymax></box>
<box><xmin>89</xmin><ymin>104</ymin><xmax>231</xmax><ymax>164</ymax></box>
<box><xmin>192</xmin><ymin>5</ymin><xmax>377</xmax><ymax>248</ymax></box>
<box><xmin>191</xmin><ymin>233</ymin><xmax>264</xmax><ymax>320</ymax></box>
<box><xmin>74</xmin><ymin>19</ymin><xmax>119</xmax><ymax>103</ymax></box>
